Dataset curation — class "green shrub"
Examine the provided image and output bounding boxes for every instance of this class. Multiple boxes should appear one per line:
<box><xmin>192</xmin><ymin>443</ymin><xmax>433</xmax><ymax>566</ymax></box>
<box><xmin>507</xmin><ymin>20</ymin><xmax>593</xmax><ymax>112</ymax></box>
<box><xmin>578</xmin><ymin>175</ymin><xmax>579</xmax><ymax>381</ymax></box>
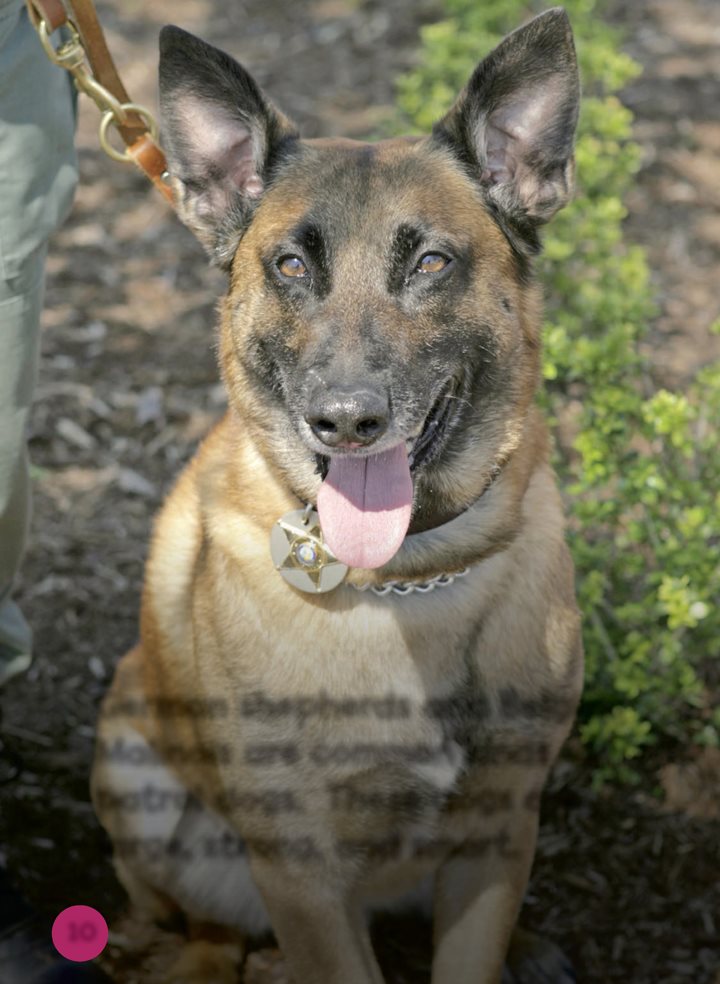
<box><xmin>394</xmin><ymin>0</ymin><xmax>720</xmax><ymax>783</ymax></box>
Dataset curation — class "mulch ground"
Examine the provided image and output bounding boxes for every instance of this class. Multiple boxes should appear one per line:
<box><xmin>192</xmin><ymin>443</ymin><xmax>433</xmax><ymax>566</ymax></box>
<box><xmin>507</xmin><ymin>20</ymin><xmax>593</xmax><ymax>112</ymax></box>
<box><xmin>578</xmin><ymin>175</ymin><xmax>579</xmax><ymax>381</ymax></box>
<box><xmin>1</xmin><ymin>1</ymin><xmax>718</xmax><ymax>981</ymax></box>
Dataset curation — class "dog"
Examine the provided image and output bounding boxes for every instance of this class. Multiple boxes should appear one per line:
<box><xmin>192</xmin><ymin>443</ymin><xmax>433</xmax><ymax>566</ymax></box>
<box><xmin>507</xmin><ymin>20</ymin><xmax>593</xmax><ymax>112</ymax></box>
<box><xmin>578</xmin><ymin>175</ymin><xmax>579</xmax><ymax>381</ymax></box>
<box><xmin>91</xmin><ymin>9</ymin><xmax>583</xmax><ymax>983</ymax></box>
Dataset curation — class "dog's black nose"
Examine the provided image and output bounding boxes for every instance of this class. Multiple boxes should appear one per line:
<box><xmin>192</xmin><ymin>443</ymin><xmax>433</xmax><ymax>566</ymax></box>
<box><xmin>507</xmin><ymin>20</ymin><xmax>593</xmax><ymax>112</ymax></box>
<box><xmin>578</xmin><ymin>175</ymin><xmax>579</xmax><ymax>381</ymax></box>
<box><xmin>305</xmin><ymin>386</ymin><xmax>390</xmax><ymax>448</ymax></box>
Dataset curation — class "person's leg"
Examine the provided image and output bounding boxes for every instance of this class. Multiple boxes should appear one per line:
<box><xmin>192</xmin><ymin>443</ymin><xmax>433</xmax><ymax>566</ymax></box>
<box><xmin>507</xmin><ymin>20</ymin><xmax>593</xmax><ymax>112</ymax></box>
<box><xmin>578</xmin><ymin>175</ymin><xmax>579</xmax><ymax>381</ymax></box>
<box><xmin>0</xmin><ymin>258</ymin><xmax>44</xmax><ymax>682</ymax></box>
<box><xmin>0</xmin><ymin>0</ymin><xmax>77</xmax><ymax>683</ymax></box>
<box><xmin>0</xmin><ymin>11</ymin><xmax>103</xmax><ymax>976</ymax></box>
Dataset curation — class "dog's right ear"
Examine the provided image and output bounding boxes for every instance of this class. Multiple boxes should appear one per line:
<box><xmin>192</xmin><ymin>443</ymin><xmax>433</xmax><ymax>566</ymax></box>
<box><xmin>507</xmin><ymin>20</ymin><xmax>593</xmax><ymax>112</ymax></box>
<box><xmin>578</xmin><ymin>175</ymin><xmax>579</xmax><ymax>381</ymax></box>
<box><xmin>159</xmin><ymin>26</ymin><xmax>298</xmax><ymax>266</ymax></box>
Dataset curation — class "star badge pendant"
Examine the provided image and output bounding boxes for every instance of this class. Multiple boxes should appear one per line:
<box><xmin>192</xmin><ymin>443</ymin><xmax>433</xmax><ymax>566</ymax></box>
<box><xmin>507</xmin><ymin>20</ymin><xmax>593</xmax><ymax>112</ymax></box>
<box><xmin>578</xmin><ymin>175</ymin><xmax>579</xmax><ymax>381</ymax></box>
<box><xmin>270</xmin><ymin>508</ymin><xmax>348</xmax><ymax>593</ymax></box>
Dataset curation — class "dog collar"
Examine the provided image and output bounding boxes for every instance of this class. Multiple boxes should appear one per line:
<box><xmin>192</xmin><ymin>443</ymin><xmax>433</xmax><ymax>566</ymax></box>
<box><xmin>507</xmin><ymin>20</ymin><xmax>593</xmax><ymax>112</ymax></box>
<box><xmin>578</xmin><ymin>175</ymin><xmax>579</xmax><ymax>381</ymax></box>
<box><xmin>350</xmin><ymin>568</ymin><xmax>470</xmax><ymax>596</ymax></box>
<box><xmin>270</xmin><ymin>504</ymin><xmax>471</xmax><ymax>596</ymax></box>
<box><xmin>271</xmin><ymin>461</ymin><xmax>504</xmax><ymax>595</ymax></box>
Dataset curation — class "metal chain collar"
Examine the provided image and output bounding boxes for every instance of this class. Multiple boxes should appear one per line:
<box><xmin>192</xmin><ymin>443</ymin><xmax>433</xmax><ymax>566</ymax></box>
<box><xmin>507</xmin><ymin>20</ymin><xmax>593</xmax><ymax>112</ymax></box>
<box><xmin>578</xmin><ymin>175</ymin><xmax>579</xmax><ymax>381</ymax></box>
<box><xmin>271</xmin><ymin>505</ymin><xmax>473</xmax><ymax>596</ymax></box>
<box><xmin>351</xmin><ymin>567</ymin><xmax>470</xmax><ymax>597</ymax></box>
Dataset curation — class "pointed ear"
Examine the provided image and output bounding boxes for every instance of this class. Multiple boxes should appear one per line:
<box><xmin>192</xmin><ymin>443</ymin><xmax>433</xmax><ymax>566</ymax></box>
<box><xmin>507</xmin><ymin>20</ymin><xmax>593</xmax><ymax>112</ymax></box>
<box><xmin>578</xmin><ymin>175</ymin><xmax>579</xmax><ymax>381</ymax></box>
<box><xmin>159</xmin><ymin>26</ymin><xmax>298</xmax><ymax>266</ymax></box>
<box><xmin>433</xmin><ymin>8</ymin><xmax>580</xmax><ymax>249</ymax></box>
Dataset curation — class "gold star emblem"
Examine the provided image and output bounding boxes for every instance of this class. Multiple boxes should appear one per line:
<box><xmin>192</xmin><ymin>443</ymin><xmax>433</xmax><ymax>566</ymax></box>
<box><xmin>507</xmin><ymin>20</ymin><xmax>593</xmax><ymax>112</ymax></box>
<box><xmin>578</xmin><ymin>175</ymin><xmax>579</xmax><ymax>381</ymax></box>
<box><xmin>270</xmin><ymin>508</ymin><xmax>348</xmax><ymax>593</ymax></box>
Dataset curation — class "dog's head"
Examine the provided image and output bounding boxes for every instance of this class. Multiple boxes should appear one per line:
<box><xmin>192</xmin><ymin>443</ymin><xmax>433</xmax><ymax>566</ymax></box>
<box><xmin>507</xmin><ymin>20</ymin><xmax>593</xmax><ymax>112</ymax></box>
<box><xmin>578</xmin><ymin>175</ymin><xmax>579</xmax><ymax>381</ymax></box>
<box><xmin>158</xmin><ymin>9</ymin><xmax>579</xmax><ymax>569</ymax></box>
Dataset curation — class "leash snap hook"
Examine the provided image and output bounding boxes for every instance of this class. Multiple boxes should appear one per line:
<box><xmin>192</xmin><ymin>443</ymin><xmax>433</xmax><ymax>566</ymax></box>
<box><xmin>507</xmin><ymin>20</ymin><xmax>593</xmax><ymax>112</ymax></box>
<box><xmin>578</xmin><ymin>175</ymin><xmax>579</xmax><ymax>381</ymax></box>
<box><xmin>99</xmin><ymin>103</ymin><xmax>159</xmax><ymax>162</ymax></box>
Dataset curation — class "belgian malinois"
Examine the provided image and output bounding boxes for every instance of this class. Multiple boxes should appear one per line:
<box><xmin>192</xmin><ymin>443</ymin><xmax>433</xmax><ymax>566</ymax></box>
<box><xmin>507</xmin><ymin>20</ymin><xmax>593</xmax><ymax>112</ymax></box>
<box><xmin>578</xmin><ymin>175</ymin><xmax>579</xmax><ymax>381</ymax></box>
<box><xmin>92</xmin><ymin>8</ymin><xmax>583</xmax><ymax>983</ymax></box>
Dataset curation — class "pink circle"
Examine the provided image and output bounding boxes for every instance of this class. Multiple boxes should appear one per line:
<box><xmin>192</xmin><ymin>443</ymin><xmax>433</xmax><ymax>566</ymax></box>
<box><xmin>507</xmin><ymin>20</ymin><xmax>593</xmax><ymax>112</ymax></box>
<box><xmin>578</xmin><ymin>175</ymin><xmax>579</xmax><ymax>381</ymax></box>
<box><xmin>51</xmin><ymin>905</ymin><xmax>108</xmax><ymax>962</ymax></box>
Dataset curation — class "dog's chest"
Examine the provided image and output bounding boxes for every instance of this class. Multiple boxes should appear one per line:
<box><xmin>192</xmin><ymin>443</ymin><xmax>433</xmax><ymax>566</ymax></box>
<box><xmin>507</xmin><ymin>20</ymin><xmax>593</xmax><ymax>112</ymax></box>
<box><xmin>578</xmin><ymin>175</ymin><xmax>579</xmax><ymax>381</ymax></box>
<box><xmin>236</xmin><ymin>589</ymin><xmax>475</xmax><ymax>724</ymax></box>
<box><xmin>210</xmin><ymin>591</ymin><xmax>488</xmax><ymax>835</ymax></box>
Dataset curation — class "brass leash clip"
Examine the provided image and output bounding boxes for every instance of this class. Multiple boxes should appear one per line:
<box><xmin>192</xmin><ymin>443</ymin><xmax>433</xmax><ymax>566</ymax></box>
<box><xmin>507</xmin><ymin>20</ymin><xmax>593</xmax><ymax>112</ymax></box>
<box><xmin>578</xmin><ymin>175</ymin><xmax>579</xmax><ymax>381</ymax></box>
<box><xmin>35</xmin><ymin>15</ymin><xmax>159</xmax><ymax>163</ymax></box>
<box><xmin>25</xmin><ymin>0</ymin><xmax>174</xmax><ymax>204</ymax></box>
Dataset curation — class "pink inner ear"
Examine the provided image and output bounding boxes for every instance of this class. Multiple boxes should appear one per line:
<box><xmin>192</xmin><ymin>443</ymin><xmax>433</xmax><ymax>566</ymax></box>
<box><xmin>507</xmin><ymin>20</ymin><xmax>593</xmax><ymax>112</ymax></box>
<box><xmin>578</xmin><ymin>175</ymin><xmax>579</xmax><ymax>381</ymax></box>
<box><xmin>225</xmin><ymin>136</ymin><xmax>264</xmax><ymax>198</ymax></box>
<box><xmin>177</xmin><ymin>95</ymin><xmax>264</xmax><ymax>198</ymax></box>
<box><xmin>483</xmin><ymin>85</ymin><xmax>565</xmax><ymax>187</ymax></box>
<box><xmin>482</xmin><ymin>138</ymin><xmax>515</xmax><ymax>184</ymax></box>
<box><xmin>245</xmin><ymin>175</ymin><xmax>263</xmax><ymax>197</ymax></box>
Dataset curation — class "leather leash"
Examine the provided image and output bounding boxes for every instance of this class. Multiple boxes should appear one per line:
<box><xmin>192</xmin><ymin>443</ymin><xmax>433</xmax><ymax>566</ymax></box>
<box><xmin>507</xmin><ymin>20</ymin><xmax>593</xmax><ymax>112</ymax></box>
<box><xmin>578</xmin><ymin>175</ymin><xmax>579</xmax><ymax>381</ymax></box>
<box><xmin>25</xmin><ymin>0</ymin><xmax>174</xmax><ymax>205</ymax></box>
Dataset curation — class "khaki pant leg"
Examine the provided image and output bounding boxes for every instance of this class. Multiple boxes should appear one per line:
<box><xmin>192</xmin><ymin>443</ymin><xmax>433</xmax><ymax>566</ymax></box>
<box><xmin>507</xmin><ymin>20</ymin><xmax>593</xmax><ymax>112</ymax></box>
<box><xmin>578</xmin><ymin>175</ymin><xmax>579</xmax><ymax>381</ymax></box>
<box><xmin>0</xmin><ymin>0</ymin><xmax>77</xmax><ymax>662</ymax></box>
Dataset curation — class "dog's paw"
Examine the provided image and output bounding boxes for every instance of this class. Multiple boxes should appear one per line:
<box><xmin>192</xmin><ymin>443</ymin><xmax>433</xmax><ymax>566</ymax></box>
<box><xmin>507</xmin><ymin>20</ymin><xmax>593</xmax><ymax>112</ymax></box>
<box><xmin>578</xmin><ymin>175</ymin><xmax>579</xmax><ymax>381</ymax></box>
<box><xmin>163</xmin><ymin>940</ymin><xmax>243</xmax><ymax>984</ymax></box>
<box><xmin>502</xmin><ymin>928</ymin><xmax>576</xmax><ymax>984</ymax></box>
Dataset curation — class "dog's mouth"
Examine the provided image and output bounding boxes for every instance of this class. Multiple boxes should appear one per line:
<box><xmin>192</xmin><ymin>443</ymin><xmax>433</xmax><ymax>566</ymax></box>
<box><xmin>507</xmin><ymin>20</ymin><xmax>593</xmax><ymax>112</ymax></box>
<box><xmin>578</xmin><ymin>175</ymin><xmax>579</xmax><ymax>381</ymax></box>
<box><xmin>314</xmin><ymin>377</ymin><xmax>459</xmax><ymax>479</ymax></box>
<box><xmin>407</xmin><ymin>377</ymin><xmax>459</xmax><ymax>472</ymax></box>
<box><xmin>312</xmin><ymin>378</ymin><xmax>461</xmax><ymax>571</ymax></box>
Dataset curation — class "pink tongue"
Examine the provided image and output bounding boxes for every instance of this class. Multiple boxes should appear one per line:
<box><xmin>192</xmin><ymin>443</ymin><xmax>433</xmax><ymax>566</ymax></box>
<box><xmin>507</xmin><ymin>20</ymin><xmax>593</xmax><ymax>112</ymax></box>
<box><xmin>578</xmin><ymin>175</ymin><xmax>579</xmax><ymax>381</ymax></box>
<box><xmin>317</xmin><ymin>443</ymin><xmax>413</xmax><ymax>569</ymax></box>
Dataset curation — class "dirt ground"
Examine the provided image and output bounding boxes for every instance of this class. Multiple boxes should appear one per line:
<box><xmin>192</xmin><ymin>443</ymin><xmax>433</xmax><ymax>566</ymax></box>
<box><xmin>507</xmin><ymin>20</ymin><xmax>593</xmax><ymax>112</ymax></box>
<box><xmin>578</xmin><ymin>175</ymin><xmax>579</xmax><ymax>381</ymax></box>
<box><xmin>1</xmin><ymin>0</ymin><xmax>719</xmax><ymax>982</ymax></box>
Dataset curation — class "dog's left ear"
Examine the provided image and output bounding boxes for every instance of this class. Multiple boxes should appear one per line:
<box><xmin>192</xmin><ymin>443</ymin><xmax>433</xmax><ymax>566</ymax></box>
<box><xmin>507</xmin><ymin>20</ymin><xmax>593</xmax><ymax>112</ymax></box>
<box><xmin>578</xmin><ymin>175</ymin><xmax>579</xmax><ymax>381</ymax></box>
<box><xmin>434</xmin><ymin>7</ymin><xmax>580</xmax><ymax>243</ymax></box>
<box><xmin>159</xmin><ymin>25</ymin><xmax>298</xmax><ymax>266</ymax></box>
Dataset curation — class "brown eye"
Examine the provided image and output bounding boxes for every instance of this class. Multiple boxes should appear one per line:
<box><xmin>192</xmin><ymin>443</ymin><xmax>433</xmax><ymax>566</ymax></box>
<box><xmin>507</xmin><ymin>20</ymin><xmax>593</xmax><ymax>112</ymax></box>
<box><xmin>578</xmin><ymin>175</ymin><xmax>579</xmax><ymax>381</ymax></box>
<box><xmin>278</xmin><ymin>255</ymin><xmax>308</xmax><ymax>278</ymax></box>
<box><xmin>417</xmin><ymin>253</ymin><xmax>450</xmax><ymax>274</ymax></box>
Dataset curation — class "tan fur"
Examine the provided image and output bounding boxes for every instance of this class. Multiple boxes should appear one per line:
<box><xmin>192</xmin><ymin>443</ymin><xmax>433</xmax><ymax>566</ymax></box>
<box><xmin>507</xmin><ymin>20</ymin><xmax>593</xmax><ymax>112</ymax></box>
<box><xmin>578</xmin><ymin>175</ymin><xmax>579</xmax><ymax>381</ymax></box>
<box><xmin>92</xmin><ymin>132</ymin><xmax>582</xmax><ymax>984</ymax></box>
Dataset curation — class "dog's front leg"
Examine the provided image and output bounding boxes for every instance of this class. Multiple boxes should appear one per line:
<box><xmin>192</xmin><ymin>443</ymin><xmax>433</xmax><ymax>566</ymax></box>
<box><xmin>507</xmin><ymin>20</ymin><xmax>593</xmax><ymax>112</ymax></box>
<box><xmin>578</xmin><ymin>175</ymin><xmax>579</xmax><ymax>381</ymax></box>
<box><xmin>431</xmin><ymin>805</ymin><xmax>539</xmax><ymax>984</ymax></box>
<box><xmin>249</xmin><ymin>857</ymin><xmax>385</xmax><ymax>984</ymax></box>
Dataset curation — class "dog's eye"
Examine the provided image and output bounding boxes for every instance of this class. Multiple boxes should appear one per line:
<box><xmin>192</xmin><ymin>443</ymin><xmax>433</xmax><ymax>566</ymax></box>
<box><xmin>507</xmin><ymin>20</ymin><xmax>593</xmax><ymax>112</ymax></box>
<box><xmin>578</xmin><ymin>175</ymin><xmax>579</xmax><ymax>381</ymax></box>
<box><xmin>277</xmin><ymin>255</ymin><xmax>309</xmax><ymax>279</ymax></box>
<box><xmin>416</xmin><ymin>253</ymin><xmax>450</xmax><ymax>274</ymax></box>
